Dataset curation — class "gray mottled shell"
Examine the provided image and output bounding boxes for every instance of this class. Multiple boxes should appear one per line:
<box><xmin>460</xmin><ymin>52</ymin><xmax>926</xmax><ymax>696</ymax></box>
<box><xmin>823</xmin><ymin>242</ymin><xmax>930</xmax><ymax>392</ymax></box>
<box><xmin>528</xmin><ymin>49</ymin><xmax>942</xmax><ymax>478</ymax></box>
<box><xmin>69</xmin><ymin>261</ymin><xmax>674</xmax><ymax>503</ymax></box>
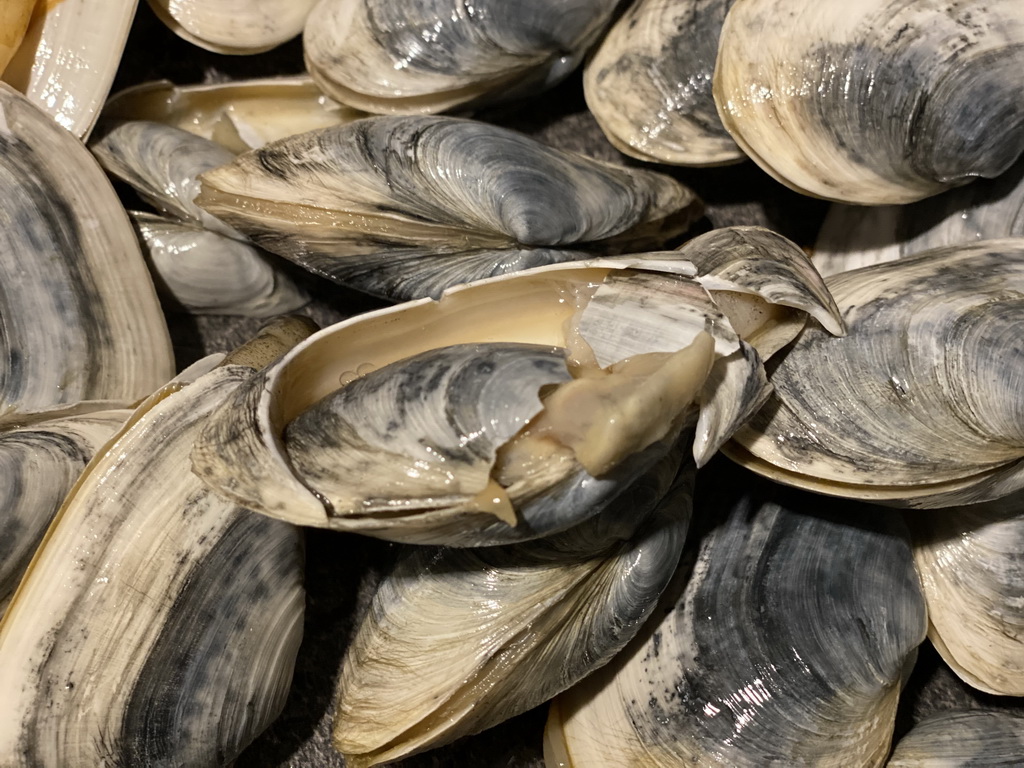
<box><xmin>304</xmin><ymin>0</ymin><xmax>618</xmax><ymax>113</ymax></box>
<box><xmin>0</xmin><ymin>363</ymin><xmax>304</xmax><ymax>767</ymax></box>
<box><xmin>145</xmin><ymin>0</ymin><xmax>318</xmax><ymax>54</ymax></box>
<box><xmin>196</xmin><ymin>115</ymin><xmax>701</xmax><ymax>301</ymax></box>
<box><xmin>888</xmin><ymin>710</ymin><xmax>1024</xmax><ymax>766</ymax></box>
<box><xmin>0</xmin><ymin>405</ymin><xmax>130</xmax><ymax>615</ymax></box>
<box><xmin>334</xmin><ymin>451</ymin><xmax>692</xmax><ymax>767</ymax></box>
<box><xmin>130</xmin><ymin>211</ymin><xmax>310</xmax><ymax>317</ymax></box>
<box><xmin>585</xmin><ymin>0</ymin><xmax>742</xmax><ymax>166</ymax></box>
<box><xmin>715</xmin><ymin>0</ymin><xmax>1024</xmax><ymax>204</ymax></box>
<box><xmin>90</xmin><ymin>120</ymin><xmax>240</xmax><ymax>237</ymax></box>
<box><xmin>908</xmin><ymin>494</ymin><xmax>1024</xmax><ymax>695</ymax></box>
<box><xmin>102</xmin><ymin>75</ymin><xmax>363</xmax><ymax>153</ymax></box>
<box><xmin>285</xmin><ymin>342</ymin><xmax>571</xmax><ymax>517</ymax></box>
<box><xmin>546</xmin><ymin>465</ymin><xmax>926</xmax><ymax>767</ymax></box>
<box><xmin>0</xmin><ymin>83</ymin><xmax>174</xmax><ymax>422</ymax></box>
<box><xmin>729</xmin><ymin>238</ymin><xmax>1024</xmax><ymax>507</ymax></box>
<box><xmin>814</xmin><ymin>158</ymin><xmax>1024</xmax><ymax>277</ymax></box>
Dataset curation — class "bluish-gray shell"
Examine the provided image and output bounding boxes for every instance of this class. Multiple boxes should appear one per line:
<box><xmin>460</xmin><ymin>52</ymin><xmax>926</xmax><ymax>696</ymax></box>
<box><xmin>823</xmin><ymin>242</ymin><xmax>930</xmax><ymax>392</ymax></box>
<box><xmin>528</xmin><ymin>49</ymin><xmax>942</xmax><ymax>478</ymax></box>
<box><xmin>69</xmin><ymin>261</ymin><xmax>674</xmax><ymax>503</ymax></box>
<box><xmin>888</xmin><ymin>710</ymin><xmax>1024</xmax><ymax>767</ymax></box>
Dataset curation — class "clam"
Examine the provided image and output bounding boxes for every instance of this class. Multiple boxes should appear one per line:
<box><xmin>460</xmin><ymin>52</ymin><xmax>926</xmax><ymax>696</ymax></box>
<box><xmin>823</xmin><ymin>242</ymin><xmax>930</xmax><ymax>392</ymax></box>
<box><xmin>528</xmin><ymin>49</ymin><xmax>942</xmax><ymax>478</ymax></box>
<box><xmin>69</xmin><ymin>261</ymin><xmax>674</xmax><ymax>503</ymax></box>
<box><xmin>0</xmin><ymin>318</ymin><xmax>315</xmax><ymax>767</ymax></box>
<box><xmin>584</xmin><ymin>0</ymin><xmax>743</xmax><ymax>166</ymax></box>
<box><xmin>192</xmin><ymin>230</ymin><xmax>842</xmax><ymax>547</ymax></box>
<box><xmin>90</xmin><ymin>119</ymin><xmax>241</xmax><ymax>238</ymax></box>
<box><xmin>2</xmin><ymin>0</ymin><xmax>137</xmax><ymax>137</ymax></box>
<box><xmin>813</xmin><ymin>157</ymin><xmax>1024</xmax><ymax>277</ymax></box>
<box><xmin>334</xmin><ymin>447</ymin><xmax>692</xmax><ymax>767</ymax></box>
<box><xmin>545</xmin><ymin>462</ymin><xmax>927</xmax><ymax>767</ymax></box>
<box><xmin>727</xmin><ymin>238</ymin><xmax>1024</xmax><ymax>507</ymax></box>
<box><xmin>103</xmin><ymin>75</ymin><xmax>363</xmax><ymax>153</ymax></box>
<box><xmin>888</xmin><ymin>710</ymin><xmax>1024</xmax><ymax>766</ymax></box>
<box><xmin>0</xmin><ymin>403</ymin><xmax>131</xmax><ymax>616</ymax></box>
<box><xmin>196</xmin><ymin>115</ymin><xmax>703</xmax><ymax>301</ymax></box>
<box><xmin>714</xmin><ymin>0</ymin><xmax>1024</xmax><ymax>204</ymax></box>
<box><xmin>0</xmin><ymin>83</ymin><xmax>174</xmax><ymax>422</ymax></box>
<box><xmin>303</xmin><ymin>0</ymin><xmax>618</xmax><ymax>114</ymax></box>
<box><xmin>907</xmin><ymin>493</ymin><xmax>1024</xmax><ymax>695</ymax></box>
<box><xmin>145</xmin><ymin>0</ymin><xmax>318</xmax><ymax>54</ymax></box>
<box><xmin>0</xmin><ymin>0</ymin><xmax>35</xmax><ymax>74</ymax></box>
<box><xmin>130</xmin><ymin>211</ymin><xmax>310</xmax><ymax>318</ymax></box>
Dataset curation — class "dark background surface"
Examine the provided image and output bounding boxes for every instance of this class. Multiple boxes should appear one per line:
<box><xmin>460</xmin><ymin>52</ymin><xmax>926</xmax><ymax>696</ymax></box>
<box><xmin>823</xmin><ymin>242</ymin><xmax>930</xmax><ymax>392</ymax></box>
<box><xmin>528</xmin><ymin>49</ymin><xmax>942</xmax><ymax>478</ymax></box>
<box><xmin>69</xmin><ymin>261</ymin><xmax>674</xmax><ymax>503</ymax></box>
<box><xmin>108</xmin><ymin>5</ymin><xmax>1024</xmax><ymax>766</ymax></box>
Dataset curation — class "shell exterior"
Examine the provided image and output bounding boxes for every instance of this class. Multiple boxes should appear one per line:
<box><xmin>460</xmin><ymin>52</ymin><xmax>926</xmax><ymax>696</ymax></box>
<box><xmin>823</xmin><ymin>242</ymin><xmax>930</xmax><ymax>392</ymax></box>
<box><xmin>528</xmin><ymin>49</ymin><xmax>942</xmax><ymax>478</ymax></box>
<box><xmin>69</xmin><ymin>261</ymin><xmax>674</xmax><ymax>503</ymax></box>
<box><xmin>0</xmin><ymin>404</ymin><xmax>130</xmax><ymax>616</ymax></box>
<box><xmin>908</xmin><ymin>494</ymin><xmax>1024</xmax><ymax>695</ymax></box>
<box><xmin>145</xmin><ymin>0</ymin><xmax>318</xmax><ymax>54</ymax></box>
<box><xmin>0</xmin><ymin>83</ymin><xmax>174</xmax><ymax>423</ymax></box>
<box><xmin>103</xmin><ymin>75</ymin><xmax>363</xmax><ymax>153</ymax></box>
<box><xmin>130</xmin><ymin>211</ymin><xmax>310</xmax><ymax>317</ymax></box>
<box><xmin>0</xmin><ymin>322</ymin><xmax>313</xmax><ymax>766</ymax></box>
<box><xmin>584</xmin><ymin>0</ymin><xmax>742</xmax><ymax>166</ymax></box>
<box><xmin>2</xmin><ymin>0</ymin><xmax>138</xmax><ymax>137</ymax></box>
<box><xmin>303</xmin><ymin>0</ymin><xmax>619</xmax><ymax>114</ymax></box>
<box><xmin>196</xmin><ymin>115</ymin><xmax>702</xmax><ymax>301</ymax></box>
<box><xmin>334</xmin><ymin>450</ymin><xmax>692</xmax><ymax>767</ymax></box>
<box><xmin>728</xmin><ymin>238</ymin><xmax>1024</xmax><ymax>507</ymax></box>
<box><xmin>888</xmin><ymin>710</ymin><xmax>1024</xmax><ymax>766</ymax></box>
<box><xmin>192</xmin><ymin>238</ymin><xmax>841</xmax><ymax>546</ymax></box>
<box><xmin>90</xmin><ymin>119</ymin><xmax>240</xmax><ymax>237</ymax></box>
<box><xmin>814</xmin><ymin>157</ymin><xmax>1024</xmax><ymax>277</ymax></box>
<box><xmin>545</xmin><ymin>462</ymin><xmax>927</xmax><ymax>767</ymax></box>
<box><xmin>714</xmin><ymin>0</ymin><xmax>1024</xmax><ymax>204</ymax></box>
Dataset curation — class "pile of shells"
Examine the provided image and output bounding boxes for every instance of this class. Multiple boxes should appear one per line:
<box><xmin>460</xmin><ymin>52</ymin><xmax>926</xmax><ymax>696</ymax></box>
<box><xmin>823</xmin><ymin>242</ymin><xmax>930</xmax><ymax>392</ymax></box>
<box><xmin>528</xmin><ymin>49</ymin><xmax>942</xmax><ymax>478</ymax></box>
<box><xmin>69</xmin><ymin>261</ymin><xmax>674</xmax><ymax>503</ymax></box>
<box><xmin>2</xmin><ymin>0</ymin><xmax>1024</xmax><ymax>766</ymax></box>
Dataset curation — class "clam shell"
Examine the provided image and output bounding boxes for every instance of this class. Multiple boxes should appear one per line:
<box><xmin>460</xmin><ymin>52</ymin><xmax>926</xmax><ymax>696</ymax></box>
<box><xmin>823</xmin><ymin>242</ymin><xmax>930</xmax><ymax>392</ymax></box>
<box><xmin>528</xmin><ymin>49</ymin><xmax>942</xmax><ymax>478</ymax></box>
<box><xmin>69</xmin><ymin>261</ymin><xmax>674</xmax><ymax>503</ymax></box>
<box><xmin>0</xmin><ymin>83</ymin><xmax>174</xmax><ymax>422</ymax></box>
<box><xmin>145</xmin><ymin>0</ymin><xmax>318</xmax><ymax>54</ymax></box>
<box><xmin>90</xmin><ymin>120</ymin><xmax>241</xmax><ymax>237</ymax></box>
<box><xmin>0</xmin><ymin>321</ymin><xmax>313</xmax><ymax>766</ymax></box>
<box><xmin>545</xmin><ymin>463</ymin><xmax>927</xmax><ymax>767</ymax></box>
<box><xmin>888</xmin><ymin>710</ymin><xmax>1024</xmax><ymax>766</ymax></box>
<box><xmin>908</xmin><ymin>494</ymin><xmax>1024</xmax><ymax>695</ymax></box>
<box><xmin>130</xmin><ymin>211</ymin><xmax>310</xmax><ymax>317</ymax></box>
<box><xmin>0</xmin><ymin>404</ymin><xmax>131</xmax><ymax>616</ymax></box>
<box><xmin>714</xmin><ymin>0</ymin><xmax>1024</xmax><ymax>204</ymax></box>
<box><xmin>334</xmin><ymin>449</ymin><xmax>692</xmax><ymax>767</ymax></box>
<box><xmin>303</xmin><ymin>0</ymin><xmax>618</xmax><ymax>114</ymax></box>
<box><xmin>584</xmin><ymin>0</ymin><xmax>743</xmax><ymax>166</ymax></box>
<box><xmin>103</xmin><ymin>75</ymin><xmax>363</xmax><ymax>153</ymax></box>
<box><xmin>728</xmin><ymin>238</ymin><xmax>1024</xmax><ymax>507</ymax></box>
<box><xmin>814</xmin><ymin>157</ymin><xmax>1024</xmax><ymax>277</ymax></box>
<box><xmin>2</xmin><ymin>0</ymin><xmax>138</xmax><ymax>137</ymax></box>
<box><xmin>196</xmin><ymin>115</ymin><xmax>701</xmax><ymax>301</ymax></box>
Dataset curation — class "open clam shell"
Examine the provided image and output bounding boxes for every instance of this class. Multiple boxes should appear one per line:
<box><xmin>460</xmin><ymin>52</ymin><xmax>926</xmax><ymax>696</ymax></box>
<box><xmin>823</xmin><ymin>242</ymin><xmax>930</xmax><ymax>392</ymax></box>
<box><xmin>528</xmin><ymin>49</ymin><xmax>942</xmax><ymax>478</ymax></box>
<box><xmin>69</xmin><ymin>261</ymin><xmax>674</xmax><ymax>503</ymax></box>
<box><xmin>714</xmin><ymin>0</ymin><xmax>1024</xmax><ymax>204</ymax></box>
<box><xmin>130</xmin><ymin>211</ymin><xmax>310</xmax><ymax>317</ymax></box>
<box><xmin>0</xmin><ymin>403</ymin><xmax>131</xmax><ymax>617</ymax></box>
<box><xmin>888</xmin><ymin>710</ymin><xmax>1024</xmax><ymax>766</ymax></box>
<box><xmin>0</xmin><ymin>320</ymin><xmax>314</xmax><ymax>767</ymax></box>
<box><xmin>196</xmin><ymin>115</ymin><xmax>702</xmax><ymax>301</ymax></box>
<box><xmin>727</xmin><ymin>238</ymin><xmax>1024</xmax><ymax>507</ymax></box>
<box><xmin>545</xmin><ymin>462</ymin><xmax>927</xmax><ymax>767</ymax></box>
<box><xmin>0</xmin><ymin>83</ymin><xmax>174</xmax><ymax>422</ymax></box>
<box><xmin>334</xmin><ymin>448</ymin><xmax>693</xmax><ymax>767</ymax></box>
<box><xmin>145</xmin><ymin>0</ymin><xmax>318</xmax><ymax>54</ymax></box>
<box><xmin>103</xmin><ymin>75</ymin><xmax>363</xmax><ymax>153</ymax></box>
<box><xmin>303</xmin><ymin>0</ymin><xmax>618</xmax><ymax>114</ymax></box>
<box><xmin>584</xmin><ymin>0</ymin><xmax>743</xmax><ymax>166</ymax></box>
<box><xmin>813</xmin><ymin>157</ymin><xmax>1024</xmax><ymax>278</ymax></box>
<box><xmin>2</xmin><ymin>0</ymin><xmax>138</xmax><ymax>137</ymax></box>
<box><xmin>907</xmin><ymin>494</ymin><xmax>1024</xmax><ymax>696</ymax></box>
<box><xmin>192</xmin><ymin>237</ymin><xmax>841</xmax><ymax>546</ymax></box>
